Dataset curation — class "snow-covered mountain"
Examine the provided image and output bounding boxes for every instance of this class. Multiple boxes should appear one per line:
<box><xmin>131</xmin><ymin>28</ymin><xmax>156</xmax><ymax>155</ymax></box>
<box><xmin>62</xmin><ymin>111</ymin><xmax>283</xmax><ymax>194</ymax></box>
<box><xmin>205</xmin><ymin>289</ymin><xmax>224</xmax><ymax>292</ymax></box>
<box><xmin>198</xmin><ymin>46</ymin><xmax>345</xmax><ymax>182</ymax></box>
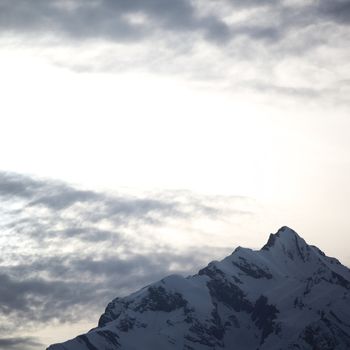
<box><xmin>47</xmin><ymin>227</ymin><xmax>350</xmax><ymax>350</ymax></box>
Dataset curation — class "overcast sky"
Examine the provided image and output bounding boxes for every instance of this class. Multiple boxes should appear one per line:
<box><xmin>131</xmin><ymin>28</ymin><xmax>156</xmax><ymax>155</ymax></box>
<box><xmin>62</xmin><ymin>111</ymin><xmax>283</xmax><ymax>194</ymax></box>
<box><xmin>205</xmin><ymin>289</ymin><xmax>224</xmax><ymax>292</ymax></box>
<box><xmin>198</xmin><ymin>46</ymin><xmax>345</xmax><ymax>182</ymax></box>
<box><xmin>0</xmin><ymin>1</ymin><xmax>350</xmax><ymax>349</ymax></box>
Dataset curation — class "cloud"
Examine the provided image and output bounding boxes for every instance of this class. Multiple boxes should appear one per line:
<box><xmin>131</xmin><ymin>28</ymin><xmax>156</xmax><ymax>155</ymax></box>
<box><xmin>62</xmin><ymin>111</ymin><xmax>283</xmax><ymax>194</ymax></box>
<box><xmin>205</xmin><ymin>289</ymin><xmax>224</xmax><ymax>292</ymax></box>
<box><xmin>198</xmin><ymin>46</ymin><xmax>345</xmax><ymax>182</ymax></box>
<box><xmin>0</xmin><ymin>337</ymin><xmax>42</xmax><ymax>350</ymax></box>
<box><xmin>0</xmin><ymin>0</ymin><xmax>232</xmax><ymax>43</ymax></box>
<box><xmin>0</xmin><ymin>172</ymin><xmax>44</xmax><ymax>199</ymax></box>
<box><xmin>29</xmin><ymin>189</ymin><xmax>101</xmax><ymax>210</ymax></box>
<box><xmin>318</xmin><ymin>0</ymin><xmax>350</xmax><ymax>24</ymax></box>
<box><xmin>0</xmin><ymin>0</ymin><xmax>348</xmax><ymax>104</ymax></box>
<box><xmin>2</xmin><ymin>0</ymin><xmax>346</xmax><ymax>46</ymax></box>
<box><xmin>0</xmin><ymin>171</ymin><xmax>253</xmax><ymax>343</ymax></box>
<box><xmin>0</xmin><ymin>172</ymin><xmax>197</xmax><ymax>227</ymax></box>
<box><xmin>0</xmin><ymin>272</ymin><xmax>93</xmax><ymax>319</ymax></box>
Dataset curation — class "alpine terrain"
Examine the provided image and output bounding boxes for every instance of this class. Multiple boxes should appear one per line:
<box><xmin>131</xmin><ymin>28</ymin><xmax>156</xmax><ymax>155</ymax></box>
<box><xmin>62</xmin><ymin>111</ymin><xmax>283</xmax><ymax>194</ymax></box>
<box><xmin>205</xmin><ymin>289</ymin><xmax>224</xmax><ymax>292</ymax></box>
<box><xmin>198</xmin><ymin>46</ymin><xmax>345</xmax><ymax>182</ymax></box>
<box><xmin>48</xmin><ymin>227</ymin><xmax>350</xmax><ymax>350</ymax></box>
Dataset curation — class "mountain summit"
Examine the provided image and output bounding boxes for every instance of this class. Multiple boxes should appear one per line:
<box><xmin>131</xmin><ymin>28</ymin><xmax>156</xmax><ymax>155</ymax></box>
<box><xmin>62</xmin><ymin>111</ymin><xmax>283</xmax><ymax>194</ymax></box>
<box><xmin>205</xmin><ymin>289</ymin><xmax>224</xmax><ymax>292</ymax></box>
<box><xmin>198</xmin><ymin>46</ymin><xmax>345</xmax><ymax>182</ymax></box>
<box><xmin>48</xmin><ymin>227</ymin><xmax>350</xmax><ymax>350</ymax></box>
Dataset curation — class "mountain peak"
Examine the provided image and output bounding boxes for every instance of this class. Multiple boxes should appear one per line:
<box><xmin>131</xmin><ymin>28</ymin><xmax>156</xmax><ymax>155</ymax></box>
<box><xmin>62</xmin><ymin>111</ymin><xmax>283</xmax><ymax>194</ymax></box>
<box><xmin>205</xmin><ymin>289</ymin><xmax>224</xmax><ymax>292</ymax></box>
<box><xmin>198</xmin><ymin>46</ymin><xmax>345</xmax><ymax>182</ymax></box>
<box><xmin>260</xmin><ymin>226</ymin><xmax>314</xmax><ymax>263</ymax></box>
<box><xmin>262</xmin><ymin>226</ymin><xmax>303</xmax><ymax>250</ymax></box>
<box><xmin>277</xmin><ymin>225</ymin><xmax>297</xmax><ymax>234</ymax></box>
<box><xmin>48</xmin><ymin>227</ymin><xmax>350</xmax><ymax>350</ymax></box>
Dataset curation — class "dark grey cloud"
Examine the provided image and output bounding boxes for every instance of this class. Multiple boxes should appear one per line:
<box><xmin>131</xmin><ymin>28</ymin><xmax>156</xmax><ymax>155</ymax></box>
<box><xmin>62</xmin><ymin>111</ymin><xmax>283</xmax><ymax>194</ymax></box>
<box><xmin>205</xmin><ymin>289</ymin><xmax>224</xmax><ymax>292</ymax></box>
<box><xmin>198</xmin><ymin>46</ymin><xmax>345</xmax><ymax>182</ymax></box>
<box><xmin>49</xmin><ymin>227</ymin><xmax>118</xmax><ymax>242</ymax></box>
<box><xmin>2</xmin><ymin>0</ymin><xmax>346</xmax><ymax>46</ymax></box>
<box><xmin>0</xmin><ymin>0</ymin><xmax>232</xmax><ymax>43</ymax></box>
<box><xmin>29</xmin><ymin>189</ymin><xmax>101</xmax><ymax>210</ymax></box>
<box><xmin>2</xmin><ymin>252</ymin><xmax>202</xmax><ymax>285</ymax></box>
<box><xmin>0</xmin><ymin>172</ymin><xmax>190</xmax><ymax>225</ymax></box>
<box><xmin>318</xmin><ymin>0</ymin><xmax>350</xmax><ymax>24</ymax></box>
<box><xmin>0</xmin><ymin>336</ymin><xmax>42</xmax><ymax>350</ymax></box>
<box><xmin>0</xmin><ymin>172</ymin><xmax>44</xmax><ymax>199</ymax></box>
<box><xmin>0</xmin><ymin>272</ymin><xmax>95</xmax><ymax>320</ymax></box>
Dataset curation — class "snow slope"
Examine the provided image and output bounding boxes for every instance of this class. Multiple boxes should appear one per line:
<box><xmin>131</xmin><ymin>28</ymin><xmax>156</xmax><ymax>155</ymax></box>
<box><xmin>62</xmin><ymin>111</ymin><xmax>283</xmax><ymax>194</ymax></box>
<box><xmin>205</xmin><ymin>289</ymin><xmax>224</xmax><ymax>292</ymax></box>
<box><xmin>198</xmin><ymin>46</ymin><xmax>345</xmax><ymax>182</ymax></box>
<box><xmin>47</xmin><ymin>227</ymin><xmax>350</xmax><ymax>350</ymax></box>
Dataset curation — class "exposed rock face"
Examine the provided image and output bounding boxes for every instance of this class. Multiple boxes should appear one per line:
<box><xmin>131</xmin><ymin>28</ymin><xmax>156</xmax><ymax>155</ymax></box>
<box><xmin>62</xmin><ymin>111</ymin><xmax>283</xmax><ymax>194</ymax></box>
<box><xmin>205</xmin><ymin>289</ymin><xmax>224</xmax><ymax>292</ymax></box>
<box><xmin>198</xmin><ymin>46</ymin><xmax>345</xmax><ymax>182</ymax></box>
<box><xmin>47</xmin><ymin>227</ymin><xmax>350</xmax><ymax>350</ymax></box>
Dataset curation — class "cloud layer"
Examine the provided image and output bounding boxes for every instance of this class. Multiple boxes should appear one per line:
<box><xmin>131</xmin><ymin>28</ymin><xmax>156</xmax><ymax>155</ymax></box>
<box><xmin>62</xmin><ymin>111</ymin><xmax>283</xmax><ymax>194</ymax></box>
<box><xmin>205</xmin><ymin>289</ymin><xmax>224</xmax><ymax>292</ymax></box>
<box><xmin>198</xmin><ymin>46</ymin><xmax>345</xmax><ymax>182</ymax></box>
<box><xmin>0</xmin><ymin>336</ymin><xmax>41</xmax><ymax>350</ymax></box>
<box><xmin>0</xmin><ymin>171</ymin><xmax>254</xmax><ymax>349</ymax></box>
<box><xmin>0</xmin><ymin>0</ymin><xmax>349</xmax><ymax>43</ymax></box>
<box><xmin>1</xmin><ymin>0</ymin><xmax>349</xmax><ymax>103</ymax></box>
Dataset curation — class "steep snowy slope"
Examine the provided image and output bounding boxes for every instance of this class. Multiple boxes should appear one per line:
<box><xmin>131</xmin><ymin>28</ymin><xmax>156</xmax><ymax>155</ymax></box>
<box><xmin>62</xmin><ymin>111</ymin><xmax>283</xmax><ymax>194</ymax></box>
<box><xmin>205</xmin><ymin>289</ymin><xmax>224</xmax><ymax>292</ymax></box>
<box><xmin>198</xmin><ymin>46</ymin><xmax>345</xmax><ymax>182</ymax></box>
<box><xmin>48</xmin><ymin>227</ymin><xmax>350</xmax><ymax>350</ymax></box>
